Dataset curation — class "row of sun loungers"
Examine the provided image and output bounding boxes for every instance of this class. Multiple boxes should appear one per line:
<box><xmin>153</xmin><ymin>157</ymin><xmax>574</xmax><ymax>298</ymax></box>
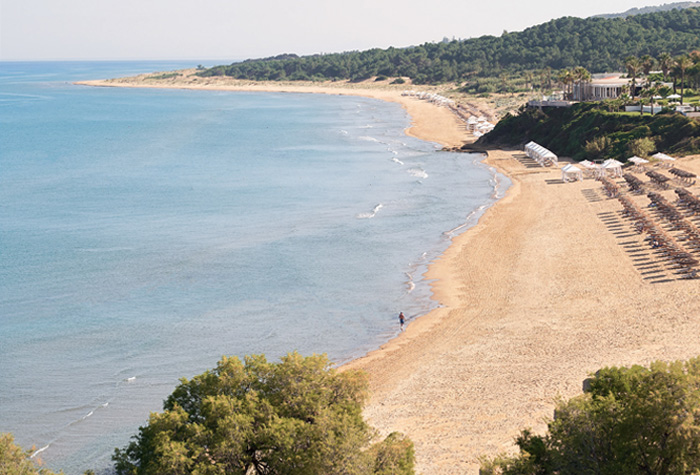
<box><xmin>669</xmin><ymin>167</ymin><xmax>697</xmax><ymax>186</ymax></box>
<box><xmin>645</xmin><ymin>170</ymin><xmax>671</xmax><ymax>189</ymax></box>
<box><xmin>622</xmin><ymin>173</ymin><xmax>645</xmax><ymax>193</ymax></box>
<box><xmin>676</xmin><ymin>188</ymin><xmax>700</xmax><ymax>214</ymax></box>
<box><xmin>617</xmin><ymin>194</ymin><xmax>699</xmax><ymax>275</ymax></box>
<box><xmin>647</xmin><ymin>192</ymin><xmax>700</xmax><ymax>255</ymax></box>
<box><xmin>601</xmin><ymin>177</ymin><xmax>620</xmax><ymax>198</ymax></box>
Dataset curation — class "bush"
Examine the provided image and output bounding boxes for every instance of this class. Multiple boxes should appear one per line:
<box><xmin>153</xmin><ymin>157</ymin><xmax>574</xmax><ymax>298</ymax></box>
<box><xmin>113</xmin><ymin>353</ymin><xmax>414</xmax><ymax>475</ymax></box>
<box><xmin>481</xmin><ymin>357</ymin><xmax>700</xmax><ymax>474</ymax></box>
<box><xmin>390</xmin><ymin>78</ymin><xmax>406</xmax><ymax>85</ymax></box>
<box><xmin>628</xmin><ymin>137</ymin><xmax>656</xmax><ymax>158</ymax></box>
<box><xmin>584</xmin><ymin>136</ymin><xmax>611</xmax><ymax>160</ymax></box>
<box><xmin>0</xmin><ymin>433</ymin><xmax>63</xmax><ymax>475</ymax></box>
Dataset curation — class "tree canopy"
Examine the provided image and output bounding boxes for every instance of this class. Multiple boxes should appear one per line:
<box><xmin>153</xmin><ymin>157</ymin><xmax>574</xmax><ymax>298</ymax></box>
<box><xmin>113</xmin><ymin>352</ymin><xmax>414</xmax><ymax>475</ymax></box>
<box><xmin>0</xmin><ymin>433</ymin><xmax>62</xmax><ymax>475</ymax></box>
<box><xmin>481</xmin><ymin>357</ymin><xmax>700</xmax><ymax>475</ymax></box>
<box><xmin>200</xmin><ymin>8</ymin><xmax>700</xmax><ymax>84</ymax></box>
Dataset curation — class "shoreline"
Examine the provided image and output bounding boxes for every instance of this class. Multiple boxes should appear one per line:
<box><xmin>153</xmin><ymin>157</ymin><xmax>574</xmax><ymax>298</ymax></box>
<box><xmin>79</xmin><ymin>72</ymin><xmax>700</xmax><ymax>474</ymax></box>
<box><xmin>76</xmin><ymin>70</ymin><xmax>500</xmax><ymax>149</ymax></box>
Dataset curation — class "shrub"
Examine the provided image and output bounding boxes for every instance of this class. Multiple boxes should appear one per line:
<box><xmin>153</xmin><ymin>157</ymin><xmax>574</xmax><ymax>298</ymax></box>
<box><xmin>481</xmin><ymin>357</ymin><xmax>700</xmax><ymax>474</ymax></box>
<box><xmin>628</xmin><ymin>137</ymin><xmax>656</xmax><ymax>157</ymax></box>
<box><xmin>113</xmin><ymin>353</ymin><xmax>414</xmax><ymax>475</ymax></box>
<box><xmin>0</xmin><ymin>433</ymin><xmax>63</xmax><ymax>475</ymax></box>
<box><xmin>584</xmin><ymin>135</ymin><xmax>611</xmax><ymax>160</ymax></box>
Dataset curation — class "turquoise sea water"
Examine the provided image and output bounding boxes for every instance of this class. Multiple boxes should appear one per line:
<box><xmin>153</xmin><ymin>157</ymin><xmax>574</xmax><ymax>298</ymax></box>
<box><xmin>0</xmin><ymin>61</ymin><xmax>509</xmax><ymax>474</ymax></box>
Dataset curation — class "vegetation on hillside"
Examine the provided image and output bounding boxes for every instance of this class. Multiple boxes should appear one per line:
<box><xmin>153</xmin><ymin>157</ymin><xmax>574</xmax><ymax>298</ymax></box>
<box><xmin>113</xmin><ymin>352</ymin><xmax>414</xmax><ymax>475</ymax></box>
<box><xmin>199</xmin><ymin>8</ymin><xmax>700</xmax><ymax>85</ymax></box>
<box><xmin>475</xmin><ymin>102</ymin><xmax>700</xmax><ymax>160</ymax></box>
<box><xmin>481</xmin><ymin>358</ymin><xmax>700</xmax><ymax>474</ymax></box>
<box><xmin>593</xmin><ymin>2</ymin><xmax>700</xmax><ymax>18</ymax></box>
<box><xmin>594</xmin><ymin>1</ymin><xmax>700</xmax><ymax>19</ymax></box>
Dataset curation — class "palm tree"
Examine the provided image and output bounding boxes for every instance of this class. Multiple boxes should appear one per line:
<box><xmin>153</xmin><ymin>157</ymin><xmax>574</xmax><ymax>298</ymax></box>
<box><xmin>625</xmin><ymin>56</ymin><xmax>641</xmax><ymax>99</ymax></box>
<box><xmin>641</xmin><ymin>54</ymin><xmax>655</xmax><ymax>76</ymax></box>
<box><xmin>638</xmin><ymin>95</ymin><xmax>647</xmax><ymax>116</ymax></box>
<box><xmin>572</xmin><ymin>66</ymin><xmax>591</xmax><ymax>101</ymax></box>
<box><xmin>676</xmin><ymin>55</ymin><xmax>693</xmax><ymax>104</ymax></box>
<box><xmin>641</xmin><ymin>84</ymin><xmax>659</xmax><ymax>115</ymax></box>
<box><xmin>619</xmin><ymin>92</ymin><xmax>631</xmax><ymax>110</ymax></box>
<box><xmin>542</xmin><ymin>67</ymin><xmax>553</xmax><ymax>91</ymax></box>
<box><xmin>558</xmin><ymin>69</ymin><xmax>574</xmax><ymax>100</ymax></box>
<box><xmin>657</xmin><ymin>52</ymin><xmax>674</xmax><ymax>81</ymax></box>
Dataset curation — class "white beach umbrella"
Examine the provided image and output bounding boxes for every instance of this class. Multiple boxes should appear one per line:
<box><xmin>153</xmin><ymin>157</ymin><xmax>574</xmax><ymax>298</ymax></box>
<box><xmin>602</xmin><ymin>159</ymin><xmax>624</xmax><ymax>167</ymax></box>
<box><xmin>627</xmin><ymin>156</ymin><xmax>649</xmax><ymax>165</ymax></box>
<box><xmin>652</xmin><ymin>153</ymin><xmax>676</xmax><ymax>161</ymax></box>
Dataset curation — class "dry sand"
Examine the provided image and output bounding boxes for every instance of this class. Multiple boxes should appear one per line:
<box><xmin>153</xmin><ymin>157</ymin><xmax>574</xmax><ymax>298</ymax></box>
<box><xmin>345</xmin><ymin>152</ymin><xmax>700</xmax><ymax>474</ymax></box>
<box><xmin>80</xmin><ymin>72</ymin><xmax>700</xmax><ymax>474</ymax></box>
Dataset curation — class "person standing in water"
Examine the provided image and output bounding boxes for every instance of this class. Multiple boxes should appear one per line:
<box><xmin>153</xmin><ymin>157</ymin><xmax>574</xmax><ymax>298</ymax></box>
<box><xmin>399</xmin><ymin>312</ymin><xmax>405</xmax><ymax>331</ymax></box>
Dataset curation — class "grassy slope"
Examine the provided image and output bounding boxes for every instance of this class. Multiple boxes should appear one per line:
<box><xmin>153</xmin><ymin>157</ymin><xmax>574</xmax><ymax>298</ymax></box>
<box><xmin>476</xmin><ymin>104</ymin><xmax>700</xmax><ymax>160</ymax></box>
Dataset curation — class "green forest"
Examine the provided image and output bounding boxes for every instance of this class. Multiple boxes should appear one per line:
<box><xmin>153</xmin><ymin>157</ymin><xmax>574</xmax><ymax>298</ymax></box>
<box><xmin>199</xmin><ymin>7</ymin><xmax>700</xmax><ymax>84</ymax></box>
<box><xmin>475</xmin><ymin>102</ymin><xmax>700</xmax><ymax>160</ymax></box>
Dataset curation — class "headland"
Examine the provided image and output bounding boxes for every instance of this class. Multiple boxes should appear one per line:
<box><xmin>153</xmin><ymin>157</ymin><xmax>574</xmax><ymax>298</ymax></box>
<box><xmin>79</xmin><ymin>70</ymin><xmax>700</xmax><ymax>474</ymax></box>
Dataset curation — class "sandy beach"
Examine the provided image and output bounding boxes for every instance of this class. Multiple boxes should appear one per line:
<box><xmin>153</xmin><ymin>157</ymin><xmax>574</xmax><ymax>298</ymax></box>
<box><xmin>77</xmin><ymin>69</ymin><xmax>500</xmax><ymax>149</ymax></box>
<box><xmin>80</xmin><ymin>72</ymin><xmax>700</xmax><ymax>474</ymax></box>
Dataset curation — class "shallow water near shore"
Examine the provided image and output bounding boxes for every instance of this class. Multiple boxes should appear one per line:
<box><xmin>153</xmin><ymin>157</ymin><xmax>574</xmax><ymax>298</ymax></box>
<box><xmin>0</xmin><ymin>61</ymin><xmax>509</xmax><ymax>474</ymax></box>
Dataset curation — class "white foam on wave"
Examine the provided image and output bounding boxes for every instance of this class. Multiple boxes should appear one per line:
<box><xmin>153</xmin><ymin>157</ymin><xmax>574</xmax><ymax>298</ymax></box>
<box><xmin>489</xmin><ymin>167</ymin><xmax>507</xmax><ymax>199</ymax></box>
<box><xmin>31</xmin><ymin>399</ymin><xmax>111</xmax><ymax>459</ymax></box>
<box><xmin>444</xmin><ymin>205</ymin><xmax>489</xmax><ymax>237</ymax></box>
<box><xmin>392</xmin><ymin>157</ymin><xmax>404</xmax><ymax>165</ymax></box>
<box><xmin>126</xmin><ymin>376</ymin><xmax>136</xmax><ymax>382</ymax></box>
<box><xmin>359</xmin><ymin>124</ymin><xmax>374</xmax><ymax>129</ymax></box>
<box><xmin>407</xmin><ymin>168</ymin><xmax>428</xmax><ymax>179</ymax></box>
<box><xmin>31</xmin><ymin>444</ymin><xmax>50</xmax><ymax>458</ymax></box>
<box><xmin>358</xmin><ymin>136</ymin><xmax>381</xmax><ymax>143</ymax></box>
<box><xmin>81</xmin><ymin>410</ymin><xmax>95</xmax><ymax>421</ymax></box>
<box><xmin>356</xmin><ymin>204</ymin><xmax>383</xmax><ymax>219</ymax></box>
<box><xmin>405</xmin><ymin>272</ymin><xmax>415</xmax><ymax>293</ymax></box>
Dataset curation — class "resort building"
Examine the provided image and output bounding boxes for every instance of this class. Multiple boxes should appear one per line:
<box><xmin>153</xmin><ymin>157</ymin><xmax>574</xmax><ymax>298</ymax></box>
<box><xmin>572</xmin><ymin>74</ymin><xmax>640</xmax><ymax>101</ymax></box>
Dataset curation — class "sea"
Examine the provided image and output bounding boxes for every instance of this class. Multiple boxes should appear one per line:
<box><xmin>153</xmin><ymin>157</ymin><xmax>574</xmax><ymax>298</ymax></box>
<box><xmin>0</xmin><ymin>61</ymin><xmax>509</xmax><ymax>474</ymax></box>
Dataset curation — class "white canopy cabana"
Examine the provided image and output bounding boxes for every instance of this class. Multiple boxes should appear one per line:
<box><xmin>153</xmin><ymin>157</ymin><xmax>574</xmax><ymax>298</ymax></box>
<box><xmin>579</xmin><ymin>159</ymin><xmax>597</xmax><ymax>177</ymax></box>
<box><xmin>524</xmin><ymin>141</ymin><xmax>558</xmax><ymax>167</ymax></box>
<box><xmin>561</xmin><ymin>164</ymin><xmax>583</xmax><ymax>182</ymax></box>
<box><xmin>596</xmin><ymin>159</ymin><xmax>623</xmax><ymax>179</ymax></box>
